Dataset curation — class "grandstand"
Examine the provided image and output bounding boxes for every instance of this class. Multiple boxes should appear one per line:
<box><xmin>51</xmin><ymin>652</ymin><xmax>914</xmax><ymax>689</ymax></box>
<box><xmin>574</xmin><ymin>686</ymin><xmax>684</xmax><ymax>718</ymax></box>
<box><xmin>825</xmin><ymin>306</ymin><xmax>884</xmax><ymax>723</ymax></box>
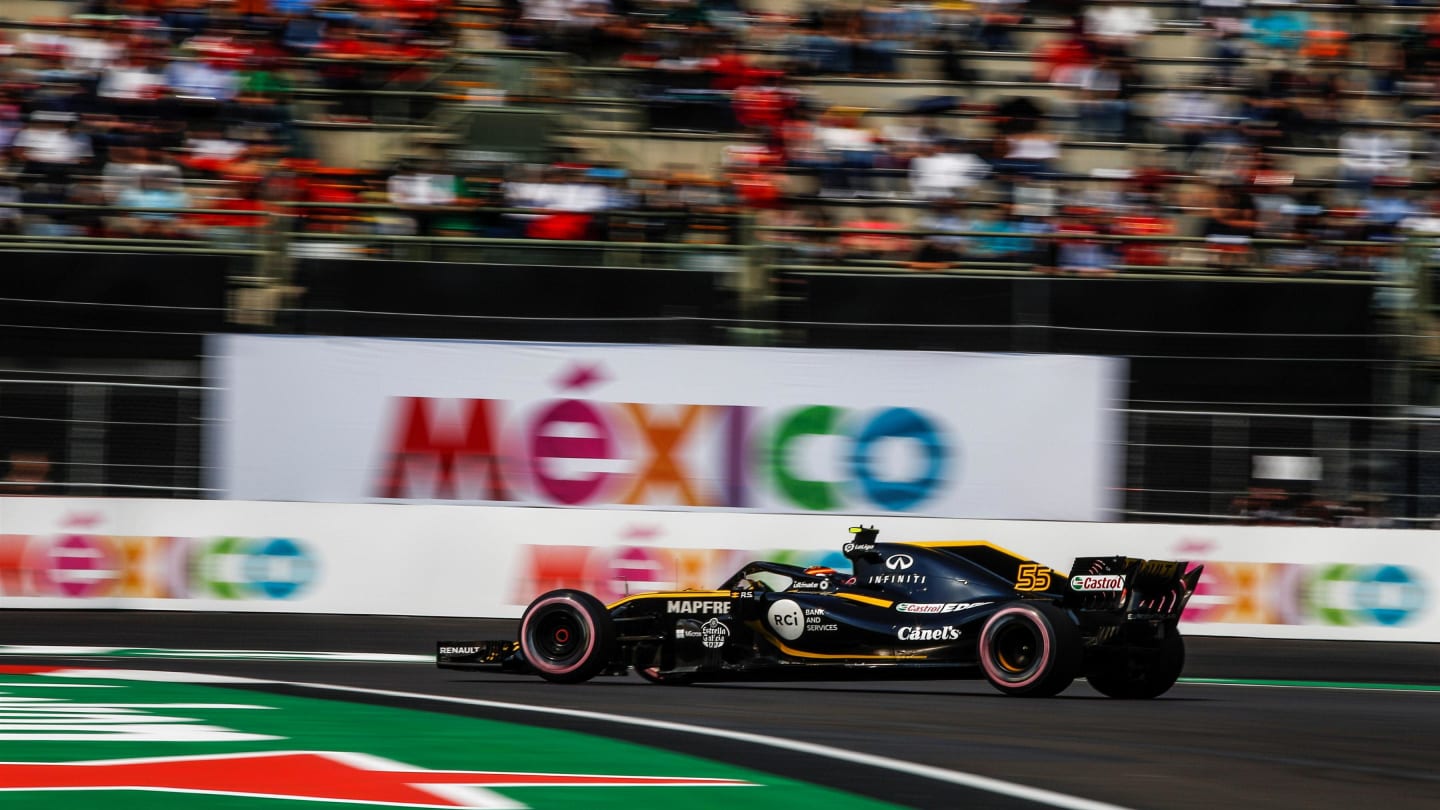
<box><xmin>0</xmin><ymin>0</ymin><xmax>1438</xmax><ymax>525</ymax></box>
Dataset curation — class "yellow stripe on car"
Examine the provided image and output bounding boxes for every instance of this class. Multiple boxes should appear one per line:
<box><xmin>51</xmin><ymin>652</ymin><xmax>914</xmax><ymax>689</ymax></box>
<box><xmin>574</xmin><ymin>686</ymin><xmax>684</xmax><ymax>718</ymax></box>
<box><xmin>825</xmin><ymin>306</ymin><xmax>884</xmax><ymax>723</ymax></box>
<box><xmin>750</xmin><ymin>624</ymin><xmax>927</xmax><ymax>661</ymax></box>
<box><xmin>606</xmin><ymin>591</ymin><xmax>733</xmax><ymax>610</ymax></box>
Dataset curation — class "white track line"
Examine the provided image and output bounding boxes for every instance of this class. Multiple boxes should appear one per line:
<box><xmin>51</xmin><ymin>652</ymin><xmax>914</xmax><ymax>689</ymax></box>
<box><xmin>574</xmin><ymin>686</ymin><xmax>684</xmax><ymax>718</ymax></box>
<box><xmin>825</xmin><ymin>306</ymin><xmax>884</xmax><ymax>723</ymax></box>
<box><xmin>285</xmin><ymin>680</ymin><xmax>1137</xmax><ymax>810</ymax></box>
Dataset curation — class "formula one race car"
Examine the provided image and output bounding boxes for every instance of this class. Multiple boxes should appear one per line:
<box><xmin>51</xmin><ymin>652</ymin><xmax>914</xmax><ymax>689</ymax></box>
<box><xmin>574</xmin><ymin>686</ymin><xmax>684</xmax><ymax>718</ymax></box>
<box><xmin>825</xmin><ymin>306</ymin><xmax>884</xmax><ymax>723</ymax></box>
<box><xmin>438</xmin><ymin>527</ymin><xmax>1204</xmax><ymax>698</ymax></box>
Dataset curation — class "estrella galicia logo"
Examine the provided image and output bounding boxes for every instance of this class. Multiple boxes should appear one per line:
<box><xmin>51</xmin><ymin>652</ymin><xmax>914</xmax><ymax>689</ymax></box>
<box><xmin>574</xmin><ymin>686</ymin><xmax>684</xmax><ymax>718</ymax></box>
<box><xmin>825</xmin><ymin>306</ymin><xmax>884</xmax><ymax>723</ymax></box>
<box><xmin>699</xmin><ymin>618</ymin><xmax>729</xmax><ymax>649</ymax></box>
<box><xmin>885</xmin><ymin>554</ymin><xmax>914</xmax><ymax>571</ymax></box>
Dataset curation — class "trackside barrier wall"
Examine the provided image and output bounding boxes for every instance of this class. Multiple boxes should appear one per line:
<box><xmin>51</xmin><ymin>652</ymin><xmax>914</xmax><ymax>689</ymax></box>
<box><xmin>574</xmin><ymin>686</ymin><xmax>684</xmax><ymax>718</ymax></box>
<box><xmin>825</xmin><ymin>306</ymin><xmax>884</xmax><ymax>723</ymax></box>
<box><xmin>0</xmin><ymin>498</ymin><xmax>1434</xmax><ymax>643</ymax></box>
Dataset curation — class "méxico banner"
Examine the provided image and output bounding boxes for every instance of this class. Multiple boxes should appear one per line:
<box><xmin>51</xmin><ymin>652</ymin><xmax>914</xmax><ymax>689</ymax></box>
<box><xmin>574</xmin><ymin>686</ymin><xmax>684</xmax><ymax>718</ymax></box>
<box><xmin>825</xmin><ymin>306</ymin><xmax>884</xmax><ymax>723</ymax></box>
<box><xmin>208</xmin><ymin>336</ymin><xmax>1124</xmax><ymax>520</ymax></box>
<box><xmin>0</xmin><ymin>498</ymin><xmax>1435</xmax><ymax>641</ymax></box>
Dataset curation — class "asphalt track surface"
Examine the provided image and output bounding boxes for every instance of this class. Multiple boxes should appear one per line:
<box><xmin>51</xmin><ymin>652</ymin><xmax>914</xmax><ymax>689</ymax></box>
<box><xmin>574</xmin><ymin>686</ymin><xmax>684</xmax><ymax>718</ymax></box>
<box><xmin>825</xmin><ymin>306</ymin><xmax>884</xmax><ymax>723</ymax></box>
<box><xmin>4</xmin><ymin>611</ymin><xmax>1439</xmax><ymax>810</ymax></box>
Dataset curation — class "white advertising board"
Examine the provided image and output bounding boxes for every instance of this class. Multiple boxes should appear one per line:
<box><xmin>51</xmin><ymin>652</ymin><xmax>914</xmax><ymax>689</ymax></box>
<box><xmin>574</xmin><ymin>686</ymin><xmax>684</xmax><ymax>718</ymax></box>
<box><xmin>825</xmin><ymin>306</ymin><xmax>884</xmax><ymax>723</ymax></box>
<box><xmin>0</xmin><ymin>498</ymin><xmax>1436</xmax><ymax>642</ymax></box>
<box><xmin>208</xmin><ymin>335</ymin><xmax>1123</xmax><ymax>521</ymax></box>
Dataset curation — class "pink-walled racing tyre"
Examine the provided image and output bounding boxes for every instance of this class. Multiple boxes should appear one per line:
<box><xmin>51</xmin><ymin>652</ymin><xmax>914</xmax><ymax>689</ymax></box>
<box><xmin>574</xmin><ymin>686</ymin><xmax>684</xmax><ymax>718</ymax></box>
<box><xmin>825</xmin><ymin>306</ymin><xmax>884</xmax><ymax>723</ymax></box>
<box><xmin>519</xmin><ymin>589</ymin><xmax>616</xmax><ymax>684</ymax></box>
<box><xmin>978</xmin><ymin>601</ymin><xmax>1082</xmax><ymax>697</ymax></box>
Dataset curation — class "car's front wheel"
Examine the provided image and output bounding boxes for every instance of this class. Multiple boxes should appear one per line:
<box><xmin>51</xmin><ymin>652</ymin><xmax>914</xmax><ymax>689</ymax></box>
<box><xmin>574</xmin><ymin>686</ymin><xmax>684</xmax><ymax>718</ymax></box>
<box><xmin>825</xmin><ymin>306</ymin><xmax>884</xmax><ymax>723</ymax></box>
<box><xmin>978</xmin><ymin>601</ymin><xmax>1082</xmax><ymax>697</ymax></box>
<box><xmin>519</xmin><ymin>589</ymin><xmax>616</xmax><ymax>684</ymax></box>
<box><xmin>1085</xmin><ymin>629</ymin><xmax>1185</xmax><ymax>699</ymax></box>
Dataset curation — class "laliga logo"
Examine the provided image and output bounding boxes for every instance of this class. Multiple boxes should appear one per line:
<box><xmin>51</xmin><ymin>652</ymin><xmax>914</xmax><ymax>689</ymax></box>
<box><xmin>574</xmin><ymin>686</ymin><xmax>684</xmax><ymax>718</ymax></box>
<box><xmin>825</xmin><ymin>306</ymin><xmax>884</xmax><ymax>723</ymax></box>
<box><xmin>885</xmin><ymin>555</ymin><xmax>914</xmax><ymax>571</ymax></box>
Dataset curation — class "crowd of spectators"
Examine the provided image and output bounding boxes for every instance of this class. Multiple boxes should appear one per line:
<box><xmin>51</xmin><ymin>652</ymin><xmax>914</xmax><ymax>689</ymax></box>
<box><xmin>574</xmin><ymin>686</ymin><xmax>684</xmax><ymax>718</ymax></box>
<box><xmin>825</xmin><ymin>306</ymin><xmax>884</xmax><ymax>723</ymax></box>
<box><xmin>0</xmin><ymin>0</ymin><xmax>453</xmax><ymax>241</ymax></box>
<box><xmin>2</xmin><ymin>0</ymin><xmax>1440</xmax><ymax>283</ymax></box>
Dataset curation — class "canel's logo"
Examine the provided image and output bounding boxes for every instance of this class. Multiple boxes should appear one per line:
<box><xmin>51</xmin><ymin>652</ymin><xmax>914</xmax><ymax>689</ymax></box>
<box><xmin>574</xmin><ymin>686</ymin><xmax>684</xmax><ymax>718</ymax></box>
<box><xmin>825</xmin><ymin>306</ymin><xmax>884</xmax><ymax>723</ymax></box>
<box><xmin>897</xmin><ymin>626</ymin><xmax>960</xmax><ymax>642</ymax></box>
<box><xmin>885</xmin><ymin>555</ymin><xmax>915</xmax><ymax>571</ymax></box>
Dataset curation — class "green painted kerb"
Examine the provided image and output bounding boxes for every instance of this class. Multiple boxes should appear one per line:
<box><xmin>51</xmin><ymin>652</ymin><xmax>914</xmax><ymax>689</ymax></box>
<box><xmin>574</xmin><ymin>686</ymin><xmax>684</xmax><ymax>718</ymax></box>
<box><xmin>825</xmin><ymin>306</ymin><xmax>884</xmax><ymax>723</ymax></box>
<box><xmin>0</xmin><ymin>673</ymin><xmax>905</xmax><ymax>809</ymax></box>
<box><xmin>1181</xmin><ymin>677</ymin><xmax>1440</xmax><ymax>693</ymax></box>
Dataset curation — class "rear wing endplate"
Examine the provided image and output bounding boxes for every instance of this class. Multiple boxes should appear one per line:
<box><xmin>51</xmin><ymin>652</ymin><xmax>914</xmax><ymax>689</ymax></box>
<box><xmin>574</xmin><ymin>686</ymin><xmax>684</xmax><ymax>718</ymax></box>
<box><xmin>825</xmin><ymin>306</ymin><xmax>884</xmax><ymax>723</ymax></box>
<box><xmin>1063</xmin><ymin>556</ymin><xmax>1203</xmax><ymax>620</ymax></box>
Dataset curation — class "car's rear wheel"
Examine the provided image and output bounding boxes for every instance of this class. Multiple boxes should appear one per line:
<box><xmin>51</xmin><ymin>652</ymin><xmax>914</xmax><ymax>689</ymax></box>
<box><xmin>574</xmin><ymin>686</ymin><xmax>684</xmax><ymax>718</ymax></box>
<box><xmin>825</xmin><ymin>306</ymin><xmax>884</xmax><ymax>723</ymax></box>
<box><xmin>978</xmin><ymin>602</ymin><xmax>1082</xmax><ymax>697</ymax></box>
<box><xmin>1086</xmin><ymin>629</ymin><xmax>1185</xmax><ymax>699</ymax></box>
<box><xmin>519</xmin><ymin>589</ymin><xmax>615</xmax><ymax>684</ymax></box>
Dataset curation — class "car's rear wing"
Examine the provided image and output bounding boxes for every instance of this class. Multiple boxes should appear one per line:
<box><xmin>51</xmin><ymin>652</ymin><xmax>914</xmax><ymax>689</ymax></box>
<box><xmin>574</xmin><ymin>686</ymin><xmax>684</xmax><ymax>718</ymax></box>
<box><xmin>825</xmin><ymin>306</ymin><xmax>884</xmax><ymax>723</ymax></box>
<box><xmin>1061</xmin><ymin>556</ymin><xmax>1203</xmax><ymax>622</ymax></box>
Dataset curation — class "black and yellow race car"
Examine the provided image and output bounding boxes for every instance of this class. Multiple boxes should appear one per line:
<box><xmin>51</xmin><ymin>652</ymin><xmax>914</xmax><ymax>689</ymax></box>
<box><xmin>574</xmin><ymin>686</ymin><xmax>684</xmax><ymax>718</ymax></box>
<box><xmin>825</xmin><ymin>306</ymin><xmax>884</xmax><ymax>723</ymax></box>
<box><xmin>438</xmin><ymin>526</ymin><xmax>1204</xmax><ymax>698</ymax></box>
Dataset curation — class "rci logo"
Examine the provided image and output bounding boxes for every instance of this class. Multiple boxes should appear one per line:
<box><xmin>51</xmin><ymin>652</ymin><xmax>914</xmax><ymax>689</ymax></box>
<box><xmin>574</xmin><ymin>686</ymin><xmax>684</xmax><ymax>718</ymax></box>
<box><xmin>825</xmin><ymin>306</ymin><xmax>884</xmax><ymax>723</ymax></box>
<box><xmin>767</xmin><ymin>599</ymin><xmax>805</xmax><ymax>641</ymax></box>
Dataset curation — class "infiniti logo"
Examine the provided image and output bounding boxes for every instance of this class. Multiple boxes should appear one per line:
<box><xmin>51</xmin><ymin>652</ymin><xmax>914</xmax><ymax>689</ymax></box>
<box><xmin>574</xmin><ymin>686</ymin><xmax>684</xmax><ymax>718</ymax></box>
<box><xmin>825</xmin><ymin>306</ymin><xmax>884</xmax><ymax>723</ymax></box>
<box><xmin>885</xmin><ymin>554</ymin><xmax>915</xmax><ymax>571</ymax></box>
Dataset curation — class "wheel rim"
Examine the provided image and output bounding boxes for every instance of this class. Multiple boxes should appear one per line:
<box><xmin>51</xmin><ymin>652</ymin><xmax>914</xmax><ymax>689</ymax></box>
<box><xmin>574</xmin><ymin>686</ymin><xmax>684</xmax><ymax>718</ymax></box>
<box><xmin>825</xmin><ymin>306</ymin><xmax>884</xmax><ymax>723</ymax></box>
<box><xmin>529</xmin><ymin>607</ymin><xmax>587</xmax><ymax>666</ymax></box>
<box><xmin>992</xmin><ymin>620</ymin><xmax>1040</xmax><ymax>675</ymax></box>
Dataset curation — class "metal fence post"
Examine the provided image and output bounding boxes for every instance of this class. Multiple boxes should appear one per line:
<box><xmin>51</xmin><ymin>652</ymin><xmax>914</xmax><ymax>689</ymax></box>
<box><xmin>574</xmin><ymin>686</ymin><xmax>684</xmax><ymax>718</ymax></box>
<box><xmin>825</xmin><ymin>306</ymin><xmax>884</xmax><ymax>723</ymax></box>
<box><xmin>67</xmin><ymin>383</ymin><xmax>109</xmax><ymax>494</ymax></box>
<box><xmin>1126</xmin><ymin>410</ymin><xmax>1147</xmax><ymax>519</ymax></box>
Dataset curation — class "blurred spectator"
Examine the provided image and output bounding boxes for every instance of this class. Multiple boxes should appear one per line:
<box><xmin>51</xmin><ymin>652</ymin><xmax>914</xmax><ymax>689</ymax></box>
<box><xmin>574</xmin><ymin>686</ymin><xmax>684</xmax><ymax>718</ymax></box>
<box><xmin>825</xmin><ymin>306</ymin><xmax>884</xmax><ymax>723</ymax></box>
<box><xmin>991</xmin><ymin>95</ymin><xmax>1046</xmax><ymax>139</ymax></box>
<box><xmin>1111</xmin><ymin>203</ymin><xmax>1173</xmax><ymax>268</ymax></box>
<box><xmin>113</xmin><ymin>173</ymin><xmax>194</xmax><ymax>238</ymax></box>
<box><xmin>1248</xmin><ymin>3</ymin><xmax>1308</xmax><ymax>57</ymax></box>
<box><xmin>178</xmin><ymin>124</ymin><xmax>250</xmax><ymax>176</ymax></box>
<box><xmin>909</xmin><ymin>139</ymin><xmax>989</xmax><ymax>201</ymax></box>
<box><xmin>12</xmin><ymin>111</ymin><xmax>93</xmax><ymax>184</ymax></box>
<box><xmin>192</xmin><ymin>175</ymin><xmax>268</xmax><ymax>247</ymax></box>
<box><xmin>1075</xmin><ymin>54</ymin><xmax>1136</xmax><ymax>141</ymax></box>
<box><xmin>314</xmin><ymin>18</ymin><xmax>374</xmax><ymax>119</ymax></box>
<box><xmin>837</xmin><ymin>214</ymin><xmax>913</xmax><ymax>262</ymax></box>
<box><xmin>0</xmin><ymin>92</ymin><xmax>21</xmax><ymax>156</ymax></box>
<box><xmin>1086</xmin><ymin>1</ymin><xmax>1155</xmax><ymax>56</ymax></box>
<box><xmin>1365</xmin><ymin>234</ymin><xmax>1413</xmax><ymax>315</ymax></box>
<box><xmin>1036</xmin><ymin>17</ymin><xmax>1095</xmax><ymax>85</ymax></box>
<box><xmin>763</xmin><ymin>206</ymin><xmax>840</xmax><ymax>264</ymax></box>
<box><xmin>388</xmin><ymin>158</ymin><xmax>462</xmax><ymax>236</ymax></box>
<box><xmin>1053</xmin><ymin>205</ymin><xmax>1114</xmax><ymax>275</ymax></box>
<box><xmin>731</xmin><ymin>74</ymin><xmax>798</xmax><ymax>141</ymax></box>
<box><xmin>1338</xmin><ymin>128</ymin><xmax>1411</xmax><ymax>193</ymax></box>
<box><xmin>0</xmin><ymin>450</ymin><xmax>59</xmax><ymax>496</ymax></box>
<box><xmin>969</xmin><ymin>201</ymin><xmax>1047</xmax><ymax>265</ymax></box>
<box><xmin>815</xmin><ymin>108</ymin><xmax>883</xmax><ymax>197</ymax></box>
<box><xmin>1362</xmin><ymin>178</ymin><xmax>1420</xmax><ymax>232</ymax></box>
<box><xmin>165</xmin><ymin>53</ymin><xmax>241</xmax><ymax>103</ymax></box>
<box><xmin>10</xmin><ymin>0</ymin><xmax>1440</xmax><ymax>286</ymax></box>
<box><xmin>1260</xmin><ymin>188</ymin><xmax>1328</xmax><ymax>273</ymax></box>
<box><xmin>726</xmin><ymin>162</ymin><xmax>782</xmax><ymax>211</ymax></box>
<box><xmin>0</xmin><ymin>170</ymin><xmax>20</xmax><ymax>234</ymax></box>
<box><xmin>1158</xmin><ymin>90</ymin><xmax>1233</xmax><ymax>166</ymax></box>
<box><xmin>909</xmin><ymin>198</ymin><xmax>982</xmax><ymax>269</ymax></box>
<box><xmin>1200</xmin><ymin>185</ymin><xmax>1258</xmax><ymax>271</ymax></box>
<box><xmin>1301</xmin><ymin>13</ymin><xmax>1348</xmax><ymax>68</ymax></box>
<box><xmin>1013</xmin><ymin>176</ymin><xmax>1059</xmax><ymax>218</ymax></box>
<box><xmin>994</xmin><ymin>125</ymin><xmax>1060</xmax><ymax>181</ymax></box>
<box><xmin>1237</xmin><ymin>78</ymin><xmax>1294</xmax><ymax>150</ymax></box>
<box><xmin>102</xmin><ymin>146</ymin><xmax>182</xmax><ymax>204</ymax></box>
<box><xmin>972</xmin><ymin>0</ymin><xmax>1025</xmax><ymax>51</ymax></box>
<box><xmin>98</xmin><ymin>52</ymin><xmax>168</xmax><ymax>110</ymax></box>
<box><xmin>504</xmin><ymin>164</ymin><xmax>613</xmax><ymax>239</ymax></box>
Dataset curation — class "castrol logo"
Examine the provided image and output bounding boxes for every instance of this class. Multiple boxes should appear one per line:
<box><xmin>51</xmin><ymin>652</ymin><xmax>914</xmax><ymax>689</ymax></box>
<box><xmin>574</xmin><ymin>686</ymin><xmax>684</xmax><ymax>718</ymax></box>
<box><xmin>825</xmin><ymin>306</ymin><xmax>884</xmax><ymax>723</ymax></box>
<box><xmin>1071</xmin><ymin>575</ymin><xmax>1126</xmax><ymax>592</ymax></box>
